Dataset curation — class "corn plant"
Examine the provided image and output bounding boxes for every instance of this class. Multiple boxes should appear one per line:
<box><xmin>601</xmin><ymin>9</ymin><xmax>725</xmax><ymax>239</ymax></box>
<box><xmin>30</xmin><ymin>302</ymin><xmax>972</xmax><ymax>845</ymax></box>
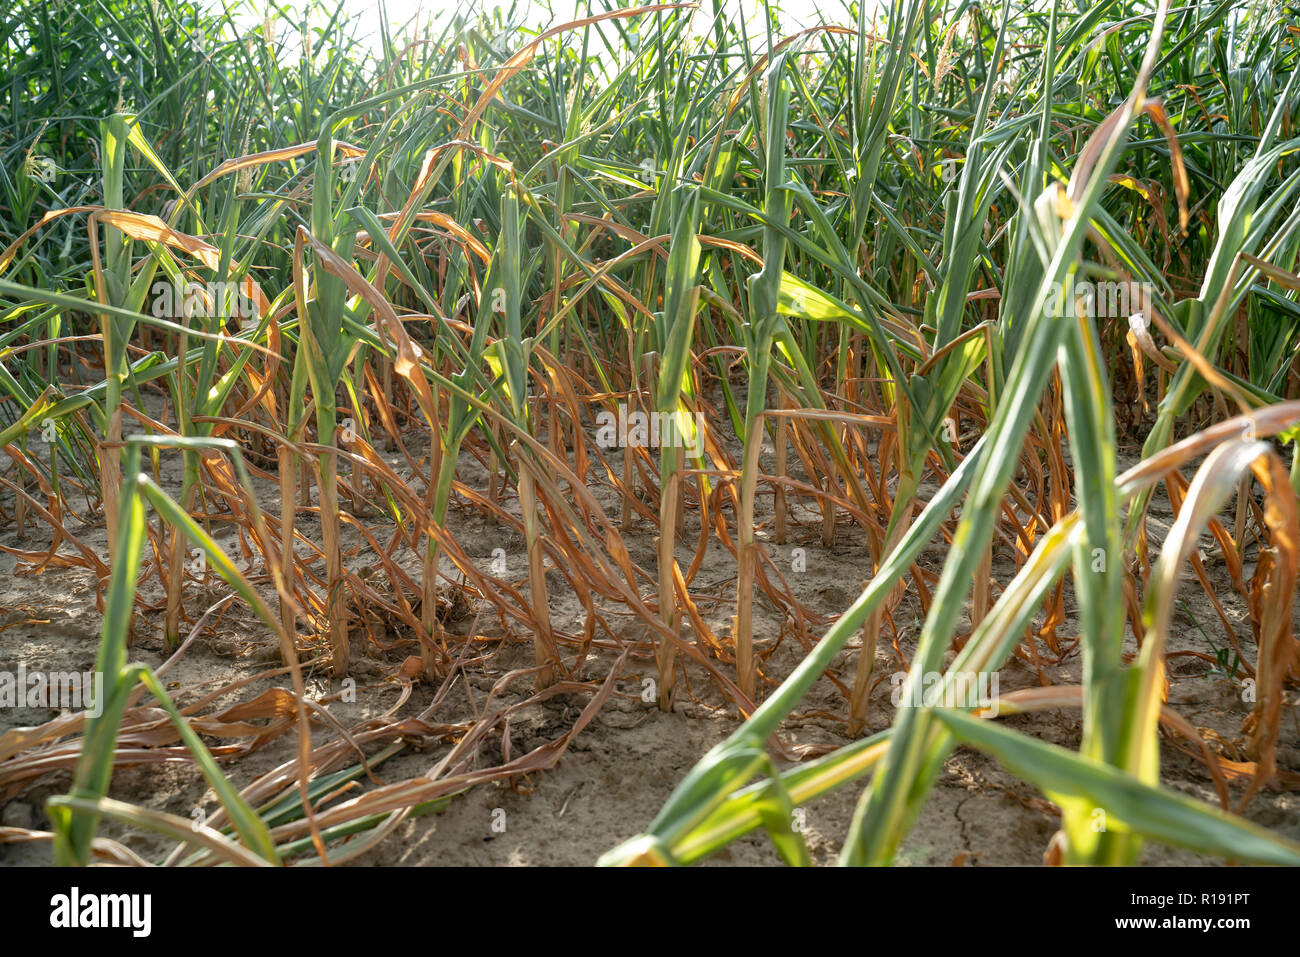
<box><xmin>601</xmin><ymin>0</ymin><xmax>1300</xmax><ymax>867</ymax></box>
<box><xmin>49</xmin><ymin>436</ymin><xmax>311</xmax><ymax>866</ymax></box>
<box><xmin>3</xmin><ymin>0</ymin><xmax>1299</xmax><ymax>870</ymax></box>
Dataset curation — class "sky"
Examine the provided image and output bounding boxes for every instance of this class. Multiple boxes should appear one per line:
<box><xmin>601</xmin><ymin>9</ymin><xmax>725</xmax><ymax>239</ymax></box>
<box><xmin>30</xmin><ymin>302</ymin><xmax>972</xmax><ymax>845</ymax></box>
<box><xmin>386</xmin><ymin>0</ymin><xmax>834</xmax><ymax>29</ymax></box>
<box><xmin>218</xmin><ymin>0</ymin><xmax>858</xmax><ymax>47</ymax></box>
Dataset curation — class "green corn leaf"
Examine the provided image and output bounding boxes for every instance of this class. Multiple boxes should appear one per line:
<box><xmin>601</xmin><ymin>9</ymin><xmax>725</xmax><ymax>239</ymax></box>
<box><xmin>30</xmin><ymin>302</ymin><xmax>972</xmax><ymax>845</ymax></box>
<box><xmin>934</xmin><ymin>708</ymin><xmax>1300</xmax><ymax>866</ymax></box>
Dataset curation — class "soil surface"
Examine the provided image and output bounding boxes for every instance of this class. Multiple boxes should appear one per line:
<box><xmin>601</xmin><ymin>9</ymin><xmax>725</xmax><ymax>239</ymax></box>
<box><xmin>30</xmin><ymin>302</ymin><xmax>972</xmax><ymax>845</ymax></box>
<box><xmin>1</xmin><ymin>407</ymin><xmax>1296</xmax><ymax>866</ymax></box>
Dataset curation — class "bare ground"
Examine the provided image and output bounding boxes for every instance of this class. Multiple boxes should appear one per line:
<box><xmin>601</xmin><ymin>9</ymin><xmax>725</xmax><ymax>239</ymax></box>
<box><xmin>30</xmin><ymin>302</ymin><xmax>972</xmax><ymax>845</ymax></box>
<box><xmin>1</xmin><ymin>417</ymin><xmax>1297</xmax><ymax>866</ymax></box>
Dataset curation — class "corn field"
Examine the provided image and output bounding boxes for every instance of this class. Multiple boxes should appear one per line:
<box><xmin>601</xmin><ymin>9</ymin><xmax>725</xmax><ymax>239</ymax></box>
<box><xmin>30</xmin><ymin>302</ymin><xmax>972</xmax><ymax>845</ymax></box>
<box><xmin>0</xmin><ymin>0</ymin><xmax>1299</xmax><ymax>869</ymax></box>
